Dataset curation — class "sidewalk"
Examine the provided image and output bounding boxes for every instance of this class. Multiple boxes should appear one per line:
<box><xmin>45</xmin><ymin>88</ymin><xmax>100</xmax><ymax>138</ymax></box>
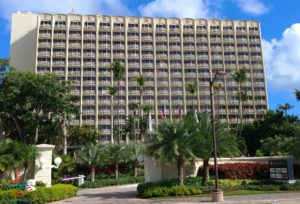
<box><xmin>51</xmin><ymin>184</ymin><xmax>300</xmax><ymax>204</ymax></box>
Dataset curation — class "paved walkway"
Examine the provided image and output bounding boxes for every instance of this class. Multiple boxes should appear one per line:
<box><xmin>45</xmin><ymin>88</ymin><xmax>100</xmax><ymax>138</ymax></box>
<box><xmin>51</xmin><ymin>184</ymin><xmax>300</xmax><ymax>204</ymax></box>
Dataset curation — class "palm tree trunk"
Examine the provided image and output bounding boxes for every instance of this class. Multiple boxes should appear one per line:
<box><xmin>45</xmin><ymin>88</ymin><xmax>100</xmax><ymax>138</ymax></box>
<box><xmin>11</xmin><ymin>115</ymin><xmax>22</xmax><ymax>139</ymax></box>
<box><xmin>34</xmin><ymin>125</ymin><xmax>39</xmax><ymax>144</ymax></box>
<box><xmin>139</xmin><ymin>89</ymin><xmax>143</xmax><ymax>141</ymax></box>
<box><xmin>23</xmin><ymin>165</ymin><xmax>28</xmax><ymax>180</ymax></box>
<box><xmin>177</xmin><ymin>158</ymin><xmax>184</xmax><ymax>186</ymax></box>
<box><xmin>134</xmin><ymin>164</ymin><xmax>138</xmax><ymax>178</ymax></box>
<box><xmin>192</xmin><ymin>94</ymin><xmax>195</xmax><ymax>110</ymax></box>
<box><xmin>202</xmin><ymin>159</ymin><xmax>210</xmax><ymax>184</ymax></box>
<box><xmin>61</xmin><ymin>116</ymin><xmax>68</xmax><ymax>155</ymax></box>
<box><xmin>111</xmin><ymin>96</ymin><xmax>114</xmax><ymax>144</ymax></box>
<box><xmin>133</xmin><ymin>111</ymin><xmax>136</xmax><ymax>143</ymax></box>
<box><xmin>91</xmin><ymin>166</ymin><xmax>95</xmax><ymax>182</ymax></box>
<box><xmin>117</xmin><ymin>80</ymin><xmax>120</xmax><ymax>144</ymax></box>
<box><xmin>115</xmin><ymin>163</ymin><xmax>119</xmax><ymax>179</ymax></box>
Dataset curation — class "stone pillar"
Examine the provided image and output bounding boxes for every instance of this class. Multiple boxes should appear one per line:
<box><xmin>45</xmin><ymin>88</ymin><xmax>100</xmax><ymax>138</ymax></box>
<box><xmin>34</xmin><ymin>144</ymin><xmax>55</xmax><ymax>187</ymax></box>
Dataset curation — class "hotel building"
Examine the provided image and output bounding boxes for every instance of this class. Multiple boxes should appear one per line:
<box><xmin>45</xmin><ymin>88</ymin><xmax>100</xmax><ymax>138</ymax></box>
<box><xmin>10</xmin><ymin>12</ymin><xmax>268</xmax><ymax>141</ymax></box>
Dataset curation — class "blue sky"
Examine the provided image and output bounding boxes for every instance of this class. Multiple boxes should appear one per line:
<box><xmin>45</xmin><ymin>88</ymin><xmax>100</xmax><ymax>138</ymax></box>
<box><xmin>0</xmin><ymin>0</ymin><xmax>300</xmax><ymax>116</ymax></box>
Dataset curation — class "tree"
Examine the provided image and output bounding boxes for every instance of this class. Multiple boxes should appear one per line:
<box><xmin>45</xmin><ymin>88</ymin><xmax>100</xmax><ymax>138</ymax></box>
<box><xmin>147</xmin><ymin>116</ymin><xmax>196</xmax><ymax>185</ymax></box>
<box><xmin>185</xmin><ymin>81</ymin><xmax>198</xmax><ymax>110</ymax></box>
<box><xmin>232</xmin><ymin>68</ymin><xmax>247</xmax><ymax>134</ymax></box>
<box><xmin>295</xmin><ymin>89</ymin><xmax>300</xmax><ymax>101</ymax></box>
<box><xmin>0</xmin><ymin>68</ymin><xmax>79</xmax><ymax>146</ymax></box>
<box><xmin>76</xmin><ymin>143</ymin><xmax>106</xmax><ymax>182</ymax></box>
<box><xmin>106</xmin><ymin>144</ymin><xmax>127</xmax><ymax>179</ymax></box>
<box><xmin>110</xmin><ymin>61</ymin><xmax>125</xmax><ymax>143</ymax></box>
<box><xmin>241</xmin><ymin>110</ymin><xmax>299</xmax><ymax>156</ymax></box>
<box><xmin>0</xmin><ymin>139</ymin><xmax>14</xmax><ymax>181</ymax></box>
<box><xmin>261</xmin><ymin>135</ymin><xmax>294</xmax><ymax>156</ymax></box>
<box><xmin>128</xmin><ymin>103</ymin><xmax>139</xmax><ymax>142</ymax></box>
<box><xmin>108</xmin><ymin>86</ymin><xmax>117</xmax><ymax>143</ymax></box>
<box><xmin>127</xmin><ymin>143</ymin><xmax>144</xmax><ymax>177</ymax></box>
<box><xmin>187</xmin><ymin>112</ymin><xmax>240</xmax><ymax>183</ymax></box>
<box><xmin>278</xmin><ymin>103</ymin><xmax>294</xmax><ymax>116</ymax></box>
<box><xmin>68</xmin><ymin>125</ymin><xmax>98</xmax><ymax>146</ymax></box>
<box><xmin>136</xmin><ymin>74</ymin><xmax>146</xmax><ymax>141</ymax></box>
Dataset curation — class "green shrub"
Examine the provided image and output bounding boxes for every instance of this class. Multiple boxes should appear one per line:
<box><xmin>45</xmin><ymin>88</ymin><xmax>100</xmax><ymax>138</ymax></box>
<box><xmin>22</xmin><ymin>184</ymin><xmax>78</xmax><ymax>204</ymax></box>
<box><xmin>141</xmin><ymin>185</ymin><xmax>202</xmax><ymax>198</ymax></box>
<box><xmin>81</xmin><ymin>176</ymin><xmax>144</xmax><ymax>188</ymax></box>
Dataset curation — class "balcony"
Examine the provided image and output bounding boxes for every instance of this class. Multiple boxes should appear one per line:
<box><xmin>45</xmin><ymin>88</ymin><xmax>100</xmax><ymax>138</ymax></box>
<box><xmin>69</xmin><ymin>34</ymin><xmax>81</xmax><ymax>39</ymax></box>
<box><xmin>83</xmin><ymin>71</ymin><xmax>96</xmax><ymax>76</ymax></box>
<box><xmin>142</xmin><ymin>54</ymin><xmax>154</xmax><ymax>59</ymax></box>
<box><xmin>128</xmin><ymin>54</ymin><xmax>139</xmax><ymax>59</ymax></box>
<box><xmin>82</xmin><ymin>110</ymin><xmax>96</xmax><ymax>115</ymax></box>
<box><xmin>223</xmin><ymin>38</ymin><xmax>234</xmax><ymax>43</ymax></box>
<box><xmin>83</xmin><ymin>81</ymin><xmax>96</xmax><ymax>86</ymax></box>
<box><xmin>157</xmin><ymin>81</ymin><xmax>168</xmax><ymax>86</ymax></box>
<box><xmin>169</xmin><ymin>37</ymin><xmax>180</xmax><ymax>42</ymax></box>
<box><xmin>128</xmin><ymin>45</ymin><xmax>139</xmax><ymax>50</ymax></box>
<box><xmin>69</xmin><ymin>71</ymin><xmax>81</xmax><ymax>76</ymax></box>
<box><xmin>142</xmin><ymin>27</ymin><xmax>153</xmax><ymax>32</ymax></box>
<box><xmin>169</xmin><ymin>45</ymin><xmax>180</xmax><ymax>50</ymax></box>
<box><xmin>38</xmin><ymin>52</ymin><xmax>51</xmax><ymax>57</ymax></box>
<box><xmin>69</xmin><ymin>62</ymin><xmax>81</xmax><ymax>67</ymax></box>
<box><xmin>128</xmin><ymin>36</ymin><xmax>139</xmax><ymax>41</ymax></box>
<box><xmin>142</xmin><ymin>36</ymin><xmax>153</xmax><ymax>41</ymax></box>
<box><xmin>156</xmin><ymin>54</ymin><xmax>168</xmax><ymax>59</ymax></box>
<box><xmin>52</xmin><ymin>61</ymin><xmax>65</xmax><ymax>66</ymax></box>
<box><xmin>39</xmin><ymin>42</ymin><xmax>51</xmax><ymax>48</ymax></box>
<box><xmin>82</xmin><ymin>120</ymin><xmax>95</xmax><ymax>125</ymax></box>
<box><xmin>39</xmin><ymin>33</ymin><xmax>51</xmax><ymax>38</ymax></box>
<box><xmin>113</xmin><ymin>54</ymin><xmax>125</xmax><ymax>59</ymax></box>
<box><xmin>83</xmin><ymin>43</ymin><xmax>96</xmax><ymax>49</ymax></box>
<box><xmin>183</xmin><ymin>37</ymin><xmax>194</xmax><ymax>42</ymax></box>
<box><xmin>98</xmin><ymin>100</ymin><xmax>111</xmax><ymax>105</ymax></box>
<box><xmin>237</xmin><ymin>47</ymin><xmax>248</xmax><ymax>52</ymax></box>
<box><xmin>54</xmin><ymin>25</ymin><xmax>66</xmax><ymax>30</ymax></box>
<box><xmin>84</xmin><ymin>25</ymin><xmax>96</xmax><ymax>31</ymax></box>
<box><xmin>99</xmin><ymin>71</ymin><xmax>111</xmax><ymax>77</ymax></box>
<box><xmin>82</xmin><ymin>90</ymin><xmax>96</xmax><ymax>95</ymax></box>
<box><xmin>100</xmin><ymin>26</ymin><xmax>110</xmax><ymax>31</ymax></box>
<box><xmin>210</xmin><ymin>38</ymin><xmax>221</xmax><ymax>43</ymax></box>
<box><xmin>40</xmin><ymin>24</ymin><xmax>52</xmax><ymax>29</ymax></box>
<box><xmin>84</xmin><ymin>35</ymin><xmax>96</xmax><ymax>40</ymax></box>
<box><xmin>83</xmin><ymin>62</ymin><xmax>96</xmax><ymax>67</ymax></box>
<box><xmin>70</xmin><ymin>25</ymin><xmax>81</xmax><ymax>30</ymax></box>
<box><xmin>156</xmin><ymin>37</ymin><xmax>167</xmax><ymax>41</ymax></box>
<box><xmin>69</xmin><ymin>43</ymin><xmax>81</xmax><ymax>48</ymax></box>
<box><xmin>98</xmin><ymin>81</ymin><xmax>111</xmax><ymax>86</ymax></box>
<box><xmin>158</xmin><ymin>90</ymin><xmax>169</xmax><ymax>95</ymax></box>
<box><xmin>197</xmin><ymin>29</ymin><xmax>207</xmax><ymax>34</ymax></box>
<box><xmin>83</xmin><ymin>53</ymin><xmax>96</xmax><ymax>58</ymax></box>
<box><xmin>113</xmin><ymin>45</ymin><xmax>125</xmax><ymax>49</ymax></box>
<box><xmin>53</xmin><ymin>43</ymin><xmax>66</xmax><ymax>48</ymax></box>
<box><xmin>70</xmin><ymin>90</ymin><xmax>80</xmax><ymax>95</ymax></box>
<box><xmin>54</xmin><ymin>34</ymin><xmax>66</xmax><ymax>39</ymax></box>
<box><xmin>113</xmin><ymin>36</ymin><xmax>125</xmax><ymax>41</ymax></box>
<box><xmin>142</xmin><ymin>63</ymin><xmax>154</xmax><ymax>68</ymax></box>
<box><xmin>53</xmin><ymin>52</ymin><xmax>65</xmax><ymax>57</ymax></box>
<box><xmin>157</xmin><ymin>63</ymin><xmax>168</xmax><ymax>68</ymax></box>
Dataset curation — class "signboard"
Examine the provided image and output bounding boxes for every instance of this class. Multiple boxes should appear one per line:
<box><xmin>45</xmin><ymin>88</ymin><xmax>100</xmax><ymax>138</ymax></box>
<box><xmin>269</xmin><ymin>159</ymin><xmax>294</xmax><ymax>181</ymax></box>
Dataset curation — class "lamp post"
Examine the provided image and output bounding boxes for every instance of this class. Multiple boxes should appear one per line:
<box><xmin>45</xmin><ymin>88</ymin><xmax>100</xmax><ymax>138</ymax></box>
<box><xmin>209</xmin><ymin>70</ymin><xmax>226</xmax><ymax>202</ymax></box>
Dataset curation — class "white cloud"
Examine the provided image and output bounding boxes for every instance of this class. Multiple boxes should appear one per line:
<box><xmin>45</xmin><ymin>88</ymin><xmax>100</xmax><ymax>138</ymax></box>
<box><xmin>0</xmin><ymin>0</ymin><xmax>132</xmax><ymax>23</ymax></box>
<box><xmin>236</xmin><ymin>0</ymin><xmax>269</xmax><ymax>15</ymax></box>
<box><xmin>138</xmin><ymin>0</ymin><xmax>218</xmax><ymax>19</ymax></box>
<box><xmin>263</xmin><ymin>23</ymin><xmax>300</xmax><ymax>91</ymax></box>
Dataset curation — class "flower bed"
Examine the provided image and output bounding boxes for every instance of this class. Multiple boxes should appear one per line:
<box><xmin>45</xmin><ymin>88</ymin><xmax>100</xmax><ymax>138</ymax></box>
<box><xmin>0</xmin><ymin>183</ymin><xmax>78</xmax><ymax>204</ymax></box>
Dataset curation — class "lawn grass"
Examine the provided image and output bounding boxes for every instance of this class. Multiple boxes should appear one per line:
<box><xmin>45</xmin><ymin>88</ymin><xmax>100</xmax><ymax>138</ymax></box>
<box><xmin>224</xmin><ymin>190</ymin><xmax>288</xmax><ymax>196</ymax></box>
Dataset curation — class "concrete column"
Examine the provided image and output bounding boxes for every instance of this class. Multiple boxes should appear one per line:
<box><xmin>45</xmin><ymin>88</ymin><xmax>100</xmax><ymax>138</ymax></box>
<box><xmin>34</xmin><ymin>144</ymin><xmax>55</xmax><ymax>187</ymax></box>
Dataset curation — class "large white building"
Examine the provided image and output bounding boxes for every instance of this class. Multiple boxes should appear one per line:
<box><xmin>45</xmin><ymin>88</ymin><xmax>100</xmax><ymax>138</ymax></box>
<box><xmin>10</xmin><ymin>12</ymin><xmax>268</xmax><ymax>142</ymax></box>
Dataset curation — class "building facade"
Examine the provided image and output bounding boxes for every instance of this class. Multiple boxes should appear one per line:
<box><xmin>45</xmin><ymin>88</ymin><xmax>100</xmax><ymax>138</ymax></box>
<box><xmin>10</xmin><ymin>12</ymin><xmax>268</xmax><ymax>142</ymax></box>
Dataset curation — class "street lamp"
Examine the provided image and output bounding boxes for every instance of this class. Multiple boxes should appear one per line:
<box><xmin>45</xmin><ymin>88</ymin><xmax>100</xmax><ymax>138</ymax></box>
<box><xmin>209</xmin><ymin>70</ymin><xmax>226</xmax><ymax>202</ymax></box>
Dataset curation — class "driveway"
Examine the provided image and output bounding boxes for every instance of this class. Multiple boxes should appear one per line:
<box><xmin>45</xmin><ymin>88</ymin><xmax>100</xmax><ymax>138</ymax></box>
<box><xmin>51</xmin><ymin>184</ymin><xmax>300</xmax><ymax>204</ymax></box>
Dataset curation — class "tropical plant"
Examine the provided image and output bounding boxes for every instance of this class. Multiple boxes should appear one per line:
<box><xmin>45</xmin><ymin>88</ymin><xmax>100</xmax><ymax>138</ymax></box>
<box><xmin>106</xmin><ymin>144</ymin><xmax>127</xmax><ymax>179</ymax></box>
<box><xmin>109</xmin><ymin>61</ymin><xmax>125</xmax><ymax>143</ymax></box>
<box><xmin>76</xmin><ymin>143</ymin><xmax>106</xmax><ymax>182</ymax></box>
<box><xmin>128</xmin><ymin>103</ymin><xmax>139</xmax><ymax>142</ymax></box>
<box><xmin>185</xmin><ymin>81</ymin><xmax>198</xmax><ymax>110</ymax></box>
<box><xmin>127</xmin><ymin>144</ymin><xmax>144</xmax><ymax>177</ymax></box>
<box><xmin>261</xmin><ymin>135</ymin><xmax>294</xmax><ymax>156</ymax></box>
<box><xmin>187</xmin><ymin>112</ymin><xmax>240</xmax><ymax>183</ymax></box>
<box><xmin>232</xmin><ymin>67</ymin><xmax>247</xmax><ymax>136</ymax></box>
<box><xmin>295</xmin><ymin>89</ymin><xmax>300</xmax><ymax>101</ymax></box>
<box><xmin>108</xmin><ymin>86</ymin><xmax>117</xmax><ymax>143</ymax></box>
<box><xmin>277</xmin><ymin>103</ymin><xmax>294</xmax><ymax>116</ymax></box>
<box><xmin>136</xmin><ymin>74</ymin><xmax>146</xmax><ymax>141</ymax></box>
<box><xmin>147</xmin><ymin>116</ymin><xmax>196</xmax><ymax>186</ymax></box>
<box><xmin>21</xmin><ymin>144</ymin><xmax>39</xmax><ymax>180</ymax></box>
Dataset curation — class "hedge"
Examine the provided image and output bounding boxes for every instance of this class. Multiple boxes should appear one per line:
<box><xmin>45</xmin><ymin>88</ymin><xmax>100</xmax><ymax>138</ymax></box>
<box><xmin>0</xmin><ymin>184</ymin><xmax>78</xmax><ymax>204</ymax></box>
<box><xmin>137</xmin><ymin>177</ymin><xmax>300</xmax><ymax>198</ymax></box>
<box><xmin>81</xmin><ymin>176</ymin><xmax>144</xmax><ymax>188</ymax></box>
<box><xmin>141</xmin><ymin>185</ymin><xmax>202</xmax><ymax>198</ymax></box>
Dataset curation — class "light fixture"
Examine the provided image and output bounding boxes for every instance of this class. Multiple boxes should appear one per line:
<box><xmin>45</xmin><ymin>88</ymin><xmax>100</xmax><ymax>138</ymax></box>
<box><xmin>52</xmin><ymin>157</ymin><xmax>62</xmax><ymax>169</ymax></box>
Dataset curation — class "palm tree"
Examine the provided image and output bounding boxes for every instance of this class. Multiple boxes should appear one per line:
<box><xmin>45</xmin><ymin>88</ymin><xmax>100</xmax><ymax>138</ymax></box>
<box><xmin>232</xmin><ymin>68</ymin><xmax>247</xmax><ymax>135</ymax></box>
<box><xmin>108</xmin><ymin>86</ymin><xmax>117</xmax><ymax>143</ymax></box>
<box><xmin>76</xmin><ymin>143</ymin><xmax>106</xmax><ymax>182</ymax></box>
<box><xmin>127</xmin><ymin>144</ymin><xmax>144</xmax><ymax>177</ymax></box>
<box><xmin>21</xmin><ymin>144</ymin><xmax>39</xmax><ymax>180</ymax></box>
<box><xmin>109</xmin><ymin>61</ymin><xmax>125</xmax><ymax>143</ymax></box>
<box><xmin>147</xmin><ymin>117</ymin><xmax>195</xmax><ymax>185</ymax></box>
<box><xmin>295</xmin><ymin>89</ymin><xmax>300</xmax><ymax>101</ymax></box>
<box><xmin>278</xmin><ymin>103</ymin><xmax>294</xmax><ymax>116</ymax></box>
<box><xmin>136</xmin><ymin>74</ymin><xmax>146</xmax><ymax>141</ymax></box>
<box><xmin>106</xmin><ymin>144</ymin><xmax>127</xmax><ymax>179</ymax></box>
<box><xmin>213</xmin><ymin>83</ymin><xmax>222</xmax><ymax>118</ymax></box>
<box><xmin>185</xmin><ymin>81</ymin><xmax>198</xmax><ymax>110</ymax></box>
<box><xmin>129</xmin><ymin>103</ymin><xmax>139</xmax><ymax>142</ymax></box>
<box><xmin>187</xmin><ymin>112</ymin><xmax>240</xmax><ymax>183</ymax></box>
<box><xmin>0</xmin><ymin>139</ymin><xmax>14</xmax><ymax>181</ymax></box>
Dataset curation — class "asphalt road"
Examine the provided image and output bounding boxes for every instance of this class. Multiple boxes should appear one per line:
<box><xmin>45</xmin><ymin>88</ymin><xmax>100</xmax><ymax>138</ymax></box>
<box><xmin>51</xmin><ymin>184</ymin><xmax>300</xmax><ymax>204</ymax></box>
